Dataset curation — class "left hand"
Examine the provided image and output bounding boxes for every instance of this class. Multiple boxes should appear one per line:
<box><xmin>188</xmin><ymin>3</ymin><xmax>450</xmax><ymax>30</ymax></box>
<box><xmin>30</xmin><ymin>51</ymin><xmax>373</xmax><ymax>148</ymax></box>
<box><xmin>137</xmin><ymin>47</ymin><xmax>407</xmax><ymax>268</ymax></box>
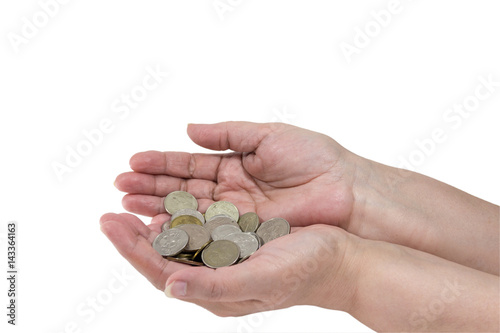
<box><xmin>100</xmin><ymin>212</ymin><xmax>358</xmax><ymax>316</ymax></box>
<box><xmin>113</xmin><ymin>122</ymin><xmax>358</xmax><ymax>229</ymax></box>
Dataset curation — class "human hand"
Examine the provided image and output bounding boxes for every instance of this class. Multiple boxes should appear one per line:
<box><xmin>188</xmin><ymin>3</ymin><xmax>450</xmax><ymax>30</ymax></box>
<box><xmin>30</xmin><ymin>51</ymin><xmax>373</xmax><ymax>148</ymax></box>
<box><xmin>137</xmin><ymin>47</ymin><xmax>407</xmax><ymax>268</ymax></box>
<box><xmin>99</xmin><ymin>212</ymin><xmax>189</xmax><ymax>290</ymax></box>
<box><xmin>114</xmin><ymin>121</ymin><xmax>358</xmax><ymax>229</ymax></box>
<box><xmin>112</xmin><ymin>120</ymin><xmax>500</xmax><ymax>276</ymax></box>
<box><xmin>100</xmin><ymin>211</ymin><xmax>499</xmax><ymax>332</ymax></box>
<box><xmin>100</xmin><ymin>211</ymin><xmax>357</xmax><ymax>316</ymax></box>
<box><xmin>102</xmin><ymin>120</ymin><xmax>499</xmax><ymax>332</ymax></box>
<box><xmin>163</xmin><ymin>224</ymin><xmax>358</xmax><ymax>316</ymax></box>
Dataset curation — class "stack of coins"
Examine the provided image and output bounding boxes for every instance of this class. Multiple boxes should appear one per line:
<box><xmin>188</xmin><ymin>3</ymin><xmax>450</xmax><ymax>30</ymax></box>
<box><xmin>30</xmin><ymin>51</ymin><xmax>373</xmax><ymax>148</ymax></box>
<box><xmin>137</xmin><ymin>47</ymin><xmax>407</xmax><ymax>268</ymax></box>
<box><xmin>152</xmin><ymin>191</ymin><xmax>290</xmax><ymax>268</ymax></box>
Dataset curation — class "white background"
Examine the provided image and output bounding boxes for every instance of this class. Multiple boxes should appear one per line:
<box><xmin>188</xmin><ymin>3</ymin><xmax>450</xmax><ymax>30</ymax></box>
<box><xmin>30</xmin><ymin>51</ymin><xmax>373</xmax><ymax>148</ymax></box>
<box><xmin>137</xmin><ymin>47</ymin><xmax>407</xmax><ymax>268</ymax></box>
<box><xmin>1</xmin><ymin>1</ymin><xmax>499</xmax><ymax>332</ymax></box>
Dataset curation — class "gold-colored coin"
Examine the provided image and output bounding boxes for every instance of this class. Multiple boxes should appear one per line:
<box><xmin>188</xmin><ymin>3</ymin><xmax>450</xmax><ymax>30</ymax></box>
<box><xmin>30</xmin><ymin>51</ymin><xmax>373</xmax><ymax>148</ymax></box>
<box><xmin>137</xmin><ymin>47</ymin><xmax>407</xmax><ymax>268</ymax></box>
<box><xmin>192</xmin><ymin>240</ymin><xmax>212</xmax><ymax>261</ymax></box>
<box><xmin>165</xmin><ymin>256</ymin><xmax>204</xmax><ymax>266</ymax></box>
<box><xmin>170</xmin><ymin>215</ymin><xmax>203</xmax><ymax>228</ymax></box>
<box><xmin>176</xmin><ymin>253</ymin><xmax>194</xmax><ymax>259</ymax></box>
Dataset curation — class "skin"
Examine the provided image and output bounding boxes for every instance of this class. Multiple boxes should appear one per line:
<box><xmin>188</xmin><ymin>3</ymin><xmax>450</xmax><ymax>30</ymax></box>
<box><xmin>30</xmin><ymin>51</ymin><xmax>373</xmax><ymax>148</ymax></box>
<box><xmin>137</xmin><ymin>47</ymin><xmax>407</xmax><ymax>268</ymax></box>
<box><xmin>100</xmin><ymin>121</ymin><xmax>499</xmax><ymax>331</ymax></box>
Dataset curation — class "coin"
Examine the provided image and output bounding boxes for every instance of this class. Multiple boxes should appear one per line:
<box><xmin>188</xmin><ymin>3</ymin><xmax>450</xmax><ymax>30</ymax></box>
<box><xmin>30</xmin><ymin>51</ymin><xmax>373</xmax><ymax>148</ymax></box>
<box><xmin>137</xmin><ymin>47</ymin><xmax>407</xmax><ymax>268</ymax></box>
<box><xmin>211</xmin><ymin>224</ymin><xmax>242</xmax><ymax>241</ymax></box>
<box><xmin>161</xmin><ymin>221</ymin><xmax>170</xmax><ymax>232</ymax></box>
<box><xmin>204</xmin><ymin>215</ymin><xmax>239</xmax><ymax>235</ymax></box>
<box><xmin>171</xmin><ymin>208</ymin><xmax>205</xmax><ymax>224</ymax></box>
<box><xmin>238</xmin><ymin>212</ymin><xmax>259</xmax><ymax>232</ymax></box>
<box><xmin>152</xmin><ymin>229</ymin><xmax>189</xmax><ymax>257</ymax></box>
<box><xmin>238</xmin><ymin>255</ymin><xmax>251</xmax><ymax>264</ymax></box>
<box><xmin>153</xmin><ymin>192</ymin><xmax>292</xmax><ymax>267</ymax></box>
<box><xmin>205</xmin><ymin>201</ymin><xmax>239</xmax><ymax>222</ymax></box>
<box><xmin>175</xmin><ymin>224</ymin><xmax>211</xmax><ymax>252</ymax></box>
<box><xmin>201</xmin><ymin>240</ymin><xmax>240</xmax><ymax>268</ymax></box>
<box><xmin>165</xmin><ymin>257</ymin><xmax>204</xmax><ymax>266</ymax></box>
<box><xmin>176</xmin><ymin>253</ymin><xmax>195</xmax><ymax>259</ymax></box>
<box><xmin>164</xmin><ymin>191</ymin><xmax>198</xmax><ymax>215</ymax></box>
<box><xmin>248</xmin><ymin>232</ymin><xmax>263</xmax><ymax>248</ymax></box>
<box><xmin>170</xmin><ymin>215</ymin><xmax>203</xmax><ymax>228</ymax></box>
<box><xmin>192</xmin><ymin>240</ymin><xmax>212</xmax><ymax>261</ymax></box>
<box><xmin>206</xmin><ymin>214</ymin><xmax>236</xmax><ymax>224</ymax></box>
<box><xmin>224</xmin><ymin>232</ymin><xmax>259</xmax><ymax>258</ymax></box>
<box><xmin>256</xmin><ymin>217</ymin><xmax>290</xmax><ymax>245</ymax></box>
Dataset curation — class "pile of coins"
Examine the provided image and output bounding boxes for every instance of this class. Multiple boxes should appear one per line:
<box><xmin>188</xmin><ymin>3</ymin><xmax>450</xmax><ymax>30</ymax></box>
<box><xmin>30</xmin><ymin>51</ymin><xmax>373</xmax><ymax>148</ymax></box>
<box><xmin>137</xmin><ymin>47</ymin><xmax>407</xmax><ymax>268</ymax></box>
<box><xmin>152</xmin><ymin>191</ymin><xmax>290</xmax><ymax>268</ymax></box>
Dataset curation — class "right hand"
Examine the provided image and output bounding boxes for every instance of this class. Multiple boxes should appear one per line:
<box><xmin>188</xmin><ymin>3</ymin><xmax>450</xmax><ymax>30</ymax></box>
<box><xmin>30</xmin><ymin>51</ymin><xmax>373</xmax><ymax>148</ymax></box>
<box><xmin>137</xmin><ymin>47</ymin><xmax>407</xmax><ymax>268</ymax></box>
<box><xmin>114</xmin><ymin>121</ymin><xmax>360</xmax><ymax>228</ymax></box>
<box><xmin>163</xmin><ymin>224</ymin><xmax>357</xmax><ymax>317</ymax></box>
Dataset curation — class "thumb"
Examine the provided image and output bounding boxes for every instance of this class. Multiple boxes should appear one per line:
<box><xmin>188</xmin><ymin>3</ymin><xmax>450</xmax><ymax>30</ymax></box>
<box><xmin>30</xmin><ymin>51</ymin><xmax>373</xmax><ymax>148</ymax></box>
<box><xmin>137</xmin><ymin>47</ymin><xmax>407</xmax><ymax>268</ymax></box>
<box><xmin>187</xmin><ymin>121</ymin><xmax>273</xmax><ymax>152</ymax></box>
<box><xmin>164</xmin><ymin>261</ymin><xmax>264</xmax><ymax>302</ymax></box>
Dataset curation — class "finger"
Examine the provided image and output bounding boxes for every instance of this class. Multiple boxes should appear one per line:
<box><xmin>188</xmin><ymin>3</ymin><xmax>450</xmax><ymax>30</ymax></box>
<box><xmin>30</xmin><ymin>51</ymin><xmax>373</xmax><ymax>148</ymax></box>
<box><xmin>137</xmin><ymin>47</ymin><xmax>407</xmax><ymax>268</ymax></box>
<box><xmin>114</xmin><ymin>172</ymin><xmax>216</xmax><ymax>198</ymax></box>
<box><xmin>150</xmin><ymin>213</ymin><xmax>170</xmax><ymax>227</ymax></box>
<box><xmin>122</xmin><ymin>194</ymin><xmax>216</xmax><ymax>217</ymax></box>
<box><xmin>122</xmin><ymin>194</ymin><xmax>164</xmax><ymax>216</ymax></box>
<box><xmin>100</xmin><ymin>212</ymin><xmax>154</xmax><ymax>241</ymax></box>
<box><xmin>100</xmin><ymin>213</ymin><xmax>185</xmax><ymax>290</ymax></box>
<box><xmin>187</xmin><ymin>122</ymin><xmax>273</xmax><ymax>152</ymax></box>
<box><xmin>129</xmin><ymin>151</ymin><xmax>223</xmax><ymax>180</ymax></box>
<box><xmin>164</xmin><ymin>258</ymin><xmax>272</xmax><ymax>302</ymax></box>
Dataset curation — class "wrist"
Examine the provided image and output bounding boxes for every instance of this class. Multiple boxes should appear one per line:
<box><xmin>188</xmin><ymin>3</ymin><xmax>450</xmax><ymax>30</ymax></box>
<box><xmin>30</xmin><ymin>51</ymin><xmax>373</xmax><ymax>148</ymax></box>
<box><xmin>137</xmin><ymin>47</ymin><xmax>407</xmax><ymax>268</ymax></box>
<box><xmin>347</xmin><ymin>156</ymin><xmax>427</xmax><ymax>246</ymax></box>
<box><xmin>341</xmin><ymin>153</ymin><xmax>383</xmax><ymax>234</ymax></box>
<box><xmin>346</xmin><ymin>152</ymin><xmax>500</xmax><ymax>275</ymax></box>
<box><xmin>343</xmin><ymin>236</ymin><xmax>500</xmax><ymax>332</ymax></box>
<box><xmin>306</xmin><ymin>226</ymin><xmax>365</xmax><ymax>314</ymax></box>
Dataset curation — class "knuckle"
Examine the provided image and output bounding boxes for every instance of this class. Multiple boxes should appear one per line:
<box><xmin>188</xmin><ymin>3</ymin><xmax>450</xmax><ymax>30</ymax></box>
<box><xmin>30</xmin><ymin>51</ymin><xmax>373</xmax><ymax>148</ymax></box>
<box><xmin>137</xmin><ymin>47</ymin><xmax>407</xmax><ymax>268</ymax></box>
<box><xmin>179</xmin><ymin>179</ymin><xmax>188</xmax><ymax>192</ymax></box>
<box><xmin>188</xmin><ymin>154</ymin><xmax>196</xmax><ymax>178</ymax></box>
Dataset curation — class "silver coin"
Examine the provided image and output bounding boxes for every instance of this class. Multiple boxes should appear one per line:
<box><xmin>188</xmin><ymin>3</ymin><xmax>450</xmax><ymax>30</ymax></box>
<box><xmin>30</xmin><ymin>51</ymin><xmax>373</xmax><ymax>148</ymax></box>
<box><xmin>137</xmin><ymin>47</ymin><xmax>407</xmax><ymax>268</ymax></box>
<box><xmin>152</xmin><ymin>229</ymin><xmax>189</xmax><ymax>256</ymax></box>
<box><xmin>204</xmin><ymin>215</ymin><xmax>239</xmax><ymax>235</ymax></box>
<box><xmin>161</xmin><ymin>221</ymin><xmax>170</xmax><ymax>232</ymax></box>
<box><xmin>256</xmin><ymin>217</ymin><xmax>290</xmax><ymax>245</ymax></box>
<box><xmin>205</xmin><ymin>201</ymin><xmax>239</xmax><ymax>222</ymax></box>
<box><xmin>211</xmin><ymin>224</ymin><xmax>242</xmax><ymax>241</ymax></box>
<box><xmin>238</xmin><ymin>255</ymin><xmax>251</xmax><ymax>264</ymax></box>
<box><xmin>164</xmin><ymin>191</ymin><xmax>198</xmax><ymax>214</ymax></box>
<box><xmin>206</xmin><ymin>214</ymin><xmax>236</xmax><ymax>224</ymax></box>
<box><xmin>175</xmin><ymin>224</ymin><xmax>211</xmax><ymax>252</ymax></box>
<box><xmin>238</xmin><ymin>212</ymin><xmax>259</xmax><ymax>232</ymax></box>
<box><xmin>171</xmin><ymin>208</ymin><xmax>205</xmax><ymax>224</ymax></box>
<box><xmin>248</xmin><ymin>232</ymin><xmax>263</xmax><ymax>248</ymax></box>
<box><xmin>201</xmin><ymin>240</ymin><xmax>240</xmax><ymax>268</ymax></box>
<box><xmin>224</xmin><ymin>232</ymin><xmax>259</xmax><ymax>258</ymax></box>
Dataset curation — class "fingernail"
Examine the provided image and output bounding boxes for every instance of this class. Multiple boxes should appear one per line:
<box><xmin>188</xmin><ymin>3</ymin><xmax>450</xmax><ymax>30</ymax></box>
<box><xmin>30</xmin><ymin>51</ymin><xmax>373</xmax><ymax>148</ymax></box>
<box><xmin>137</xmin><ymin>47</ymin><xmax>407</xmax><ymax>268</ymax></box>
<box><xmin>165</xmin><ymin>281</ymin><xmax>187</xmax><ymax>298</ymax></box>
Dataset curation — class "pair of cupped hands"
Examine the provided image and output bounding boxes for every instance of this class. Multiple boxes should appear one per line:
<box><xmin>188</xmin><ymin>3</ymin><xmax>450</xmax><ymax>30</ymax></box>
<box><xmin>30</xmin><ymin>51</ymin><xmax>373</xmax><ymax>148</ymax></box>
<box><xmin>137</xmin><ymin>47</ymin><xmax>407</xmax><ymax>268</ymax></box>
<box><xmin>101</xmin><ymin>122</ymin><xmax>358</xmax><ymax>316</ymax></box>
<box><xmin>105</xmin><ymin>120</ymin><xmax>497</xmax><ymax>323</ymax></box>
